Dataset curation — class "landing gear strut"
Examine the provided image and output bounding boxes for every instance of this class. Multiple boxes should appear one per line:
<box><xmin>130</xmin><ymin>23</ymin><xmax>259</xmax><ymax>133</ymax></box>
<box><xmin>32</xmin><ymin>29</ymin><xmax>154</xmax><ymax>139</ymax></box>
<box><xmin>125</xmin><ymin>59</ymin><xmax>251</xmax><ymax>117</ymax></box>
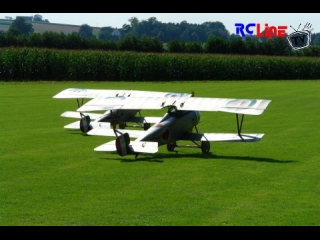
<box><xmin>167</xmin><ymin>142</ymin><xmax>177</xmax><ymax>152</ymax></box>
<box><xmin>144</xmin><ymin>123</ymin><xmax>151</xmax><ymax>130</ymax></box>
<box><xmin>200</xmin><ymin>141</ymin><xmax>210</xmax><ymax>153</ymax></box>
<box><xmin>119</xmin><ymin>123</ymin><xmax>126</xmax><ymax>129</ymax></box>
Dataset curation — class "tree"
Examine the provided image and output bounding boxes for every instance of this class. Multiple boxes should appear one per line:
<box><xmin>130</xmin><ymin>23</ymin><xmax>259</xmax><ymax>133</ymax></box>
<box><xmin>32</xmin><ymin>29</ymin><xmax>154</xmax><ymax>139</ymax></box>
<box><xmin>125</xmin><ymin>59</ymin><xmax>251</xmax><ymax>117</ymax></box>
<box><xmin>180</xmin><ymin>29</ymin><xmax>190</xmax><ymax>41</ymax></box>
<box><xmin>121</xmin><ymin>23</ymin><xmax>131</xmax><ymax>37</ymax></box>
<box><xmin>6</xmin><ymin>27</ymin><xmax>21</xmax><ymax>36</ymax></box>
<box><xmin>271</xmin><ymin>37</ymin><xmax>292</xmax><ymax>56</ymax></box>
<box><xmin>128</xmin><ymin>17</ymin><xmax>140</xmax><ymax>36</ymax></box>
<box><xmin>33</xmin><ymin>14</ymin><xmax>43</xmax><ymax>22</ymax></box>
<box><xmin>157</xmin><ymin>31</ymin><xmax>164</xmax><ymax>40</ymax></box>
<box><xmin>190</xmin><ymin>31</ymin><xmax>199</xmax><ymax>41</ymax></box>
<box><xmin>9</xmin><ymin>17</ymin><xmax>34</xmax><ymax>36</ymax></box>
<box><xmin>204</xmin><ymin>36</ymin><xmax>228</xmax><ymax>54</ymax></box>
<box><xmin>245</xmin><ymin>37</ymin><xmax>259</xmax><ymax>55</ymax></box>
<box><xmin>98</xmin><ymin>27</ymin><xmax>113</xmax><ymax>40</ymax></box>
<box><xmin>185</xmin><ymin>41</ymin><xmax>203</xmax><ymax>53</ymax></box>
<box><xmin>312</xmin><ymin>33</ymin><xmax>320</xmax><ymax>45</ymax></box>
<box><xmin>79</xmin><ymin>24</ymin><xmax>93</xmax><ymax>38</ymax></box>
<box><xmin>166</xmin><ymin>38</ymin><xmax>186</xmax><ymax>53</ymax></box>
<box><xmin>229</xmin><ymin>37</ymin><xmax>246</xmax><ymax>54</ymax></box>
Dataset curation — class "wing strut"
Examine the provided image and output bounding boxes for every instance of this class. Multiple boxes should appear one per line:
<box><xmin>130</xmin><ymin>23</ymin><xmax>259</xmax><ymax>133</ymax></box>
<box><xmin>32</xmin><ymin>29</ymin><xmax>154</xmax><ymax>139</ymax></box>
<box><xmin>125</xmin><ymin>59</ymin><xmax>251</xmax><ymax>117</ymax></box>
<box><xmin>77</xmin><ymin>98</ymin><xmax>84</xmax><ymax>108</ymax></box>
<box><xmin>110</xmin><ymin>110</ymin><xmax>118</xmax><ymax>137</ymax></box>
<box><xmin>236</xmin><ymin>114</ymin><xmax>244</xmax><ymax>140</ymax></box>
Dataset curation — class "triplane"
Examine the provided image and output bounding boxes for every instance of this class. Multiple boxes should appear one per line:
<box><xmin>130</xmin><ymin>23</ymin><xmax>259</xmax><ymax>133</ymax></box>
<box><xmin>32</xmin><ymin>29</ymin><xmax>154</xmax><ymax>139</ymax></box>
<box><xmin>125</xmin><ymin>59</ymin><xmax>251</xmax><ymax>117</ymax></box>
<box><xmin>53</xmin><ymin>88</ymin><xmax>271</xmax><ymax>158</ymax></box>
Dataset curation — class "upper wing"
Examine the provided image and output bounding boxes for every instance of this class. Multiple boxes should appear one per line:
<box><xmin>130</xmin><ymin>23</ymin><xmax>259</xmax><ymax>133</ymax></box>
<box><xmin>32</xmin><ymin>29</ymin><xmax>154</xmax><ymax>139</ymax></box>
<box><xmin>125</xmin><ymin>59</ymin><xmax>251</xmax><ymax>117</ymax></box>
<box><xmin>53</xmin><ymin>88</ymin><xmax>192</xmax><ymax>99</ymax></box>
<box><xmin>77</xmin><ymin>96</ymin><xmax>271</xmax><ymax>115</ymax></box>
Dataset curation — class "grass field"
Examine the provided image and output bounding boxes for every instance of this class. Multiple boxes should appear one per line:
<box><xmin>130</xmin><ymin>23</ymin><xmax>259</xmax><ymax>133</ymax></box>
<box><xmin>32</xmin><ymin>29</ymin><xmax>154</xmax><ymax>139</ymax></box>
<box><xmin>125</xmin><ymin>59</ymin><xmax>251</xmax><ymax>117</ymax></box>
<box><xmin>1</xmin><ymin>80</ymin><xmax>320</xmax><ymax>226</ymax></box>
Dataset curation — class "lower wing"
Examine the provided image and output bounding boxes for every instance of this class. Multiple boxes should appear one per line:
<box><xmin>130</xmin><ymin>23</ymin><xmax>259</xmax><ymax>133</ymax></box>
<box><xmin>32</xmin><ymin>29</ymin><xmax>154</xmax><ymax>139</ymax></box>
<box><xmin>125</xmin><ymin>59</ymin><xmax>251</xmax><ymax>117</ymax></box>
<box><xmin>61</xmin><ymin>111</ymin><xmax>103</xmax><ymax>120</ymax></box>
<box><xmin>181</xmin><ymin>132</ymin><xmax>264</xmax><ymax>142</ymax></box>
<box><xmin>94</xmin><ymin>140</ymin><xmax>158</xmax><ymax>154</ymax></box>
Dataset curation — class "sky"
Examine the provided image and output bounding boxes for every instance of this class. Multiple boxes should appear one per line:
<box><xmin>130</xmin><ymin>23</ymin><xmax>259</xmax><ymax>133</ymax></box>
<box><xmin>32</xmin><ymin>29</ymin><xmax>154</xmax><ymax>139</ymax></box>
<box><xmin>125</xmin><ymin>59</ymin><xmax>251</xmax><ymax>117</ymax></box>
<box><xmin>1</xmin><ymin>13</ymin><xmax>319</xmax><ymax>35</ymax></box>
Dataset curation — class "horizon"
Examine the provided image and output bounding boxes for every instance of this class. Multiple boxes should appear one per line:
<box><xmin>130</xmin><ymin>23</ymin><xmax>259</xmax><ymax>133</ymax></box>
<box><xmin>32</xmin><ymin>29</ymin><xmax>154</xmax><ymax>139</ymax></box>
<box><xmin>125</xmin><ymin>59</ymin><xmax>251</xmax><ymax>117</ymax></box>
<box><xmin>1</xmin><ymin>13</ymin><xmax>319</xmax><ymax>35</ymax></box>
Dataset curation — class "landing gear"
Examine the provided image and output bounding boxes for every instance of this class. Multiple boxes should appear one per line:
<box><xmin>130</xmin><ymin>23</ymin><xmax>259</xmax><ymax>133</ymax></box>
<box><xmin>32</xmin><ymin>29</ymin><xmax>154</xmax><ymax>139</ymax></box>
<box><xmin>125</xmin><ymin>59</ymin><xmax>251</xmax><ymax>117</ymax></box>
<box><xmin>79</xmin><ymin>113</ymin><xmax>92</xmax><ymax>133</ymax></box>
<box><xmin>143</xmin><ymin>123</ymin><xmax>151</xmax><ymax>131</ymax></box>
<box><xmin>200</xmin><ymin>141</ymin><xmax>210</xmax><ymax>153</ymax></box>
<box><xmin>167</xmin><ymin>142</ymin><xmax>177</xmax><ymax>152</ymax></box>
<box><xmin>119</xmin><ymin>122</ymin><xmax>126</xmax><ymax>129</ymax></box>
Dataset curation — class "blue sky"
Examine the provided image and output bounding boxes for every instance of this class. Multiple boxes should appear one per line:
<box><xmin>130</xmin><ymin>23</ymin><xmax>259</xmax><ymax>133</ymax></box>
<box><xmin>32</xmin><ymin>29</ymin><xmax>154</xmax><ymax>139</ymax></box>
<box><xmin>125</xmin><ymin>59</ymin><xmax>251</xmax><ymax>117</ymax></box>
<box><xmin>1</xmin><ymin>13</ymin><xmax>319</xmax><ymax>35</ymax></box>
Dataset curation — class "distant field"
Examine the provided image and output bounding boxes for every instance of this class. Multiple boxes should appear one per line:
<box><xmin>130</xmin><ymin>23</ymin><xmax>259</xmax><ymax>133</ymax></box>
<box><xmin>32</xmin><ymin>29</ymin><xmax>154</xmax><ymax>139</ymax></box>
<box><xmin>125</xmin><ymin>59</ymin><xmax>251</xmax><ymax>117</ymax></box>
<box><xmin>0</xmin><ymin>19</ymin><xmax>101</xmax><ymax>35</ymax></box>
<box><xmin>1</xmin><ymin>80</ymin><xmax>320</xmax><ymax>226</ymax></box>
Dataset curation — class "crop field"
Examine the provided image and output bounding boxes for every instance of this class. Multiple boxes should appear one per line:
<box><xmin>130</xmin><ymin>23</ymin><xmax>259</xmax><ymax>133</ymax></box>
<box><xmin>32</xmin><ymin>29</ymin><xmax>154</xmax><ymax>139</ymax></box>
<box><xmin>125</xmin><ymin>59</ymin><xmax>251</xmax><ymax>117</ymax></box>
<box><xmin>1</xmin><ymin>80</ymin><xmax>320</xmax><ymax>226</ymax></box>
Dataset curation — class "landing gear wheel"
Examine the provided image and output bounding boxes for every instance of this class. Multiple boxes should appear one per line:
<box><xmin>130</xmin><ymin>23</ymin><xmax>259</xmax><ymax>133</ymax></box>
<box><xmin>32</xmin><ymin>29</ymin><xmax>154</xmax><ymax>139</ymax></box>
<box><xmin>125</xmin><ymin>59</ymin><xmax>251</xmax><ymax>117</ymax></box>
<box><xmin>119</xmin><ymin>123</ymin><xmax>126</xmax><ymax>129</ymax></box>
<box><xmin>144</xmin><ymin>123</ymin><xmax>151</xmax><ymax>130</ymax></box>
<box><xmin>167</xmin><ymin>142</ymin><xmax>176</xmax><ymax>152</ymax></box>
<box><xmin>201</xmin><ymin>141</ymin><xmax>210</xmax><ymax>153</ymax></box>
<box><xmin>80</xmin><ymin>115</ymin><xmax>92</xmax><ymax>133</ymax></box>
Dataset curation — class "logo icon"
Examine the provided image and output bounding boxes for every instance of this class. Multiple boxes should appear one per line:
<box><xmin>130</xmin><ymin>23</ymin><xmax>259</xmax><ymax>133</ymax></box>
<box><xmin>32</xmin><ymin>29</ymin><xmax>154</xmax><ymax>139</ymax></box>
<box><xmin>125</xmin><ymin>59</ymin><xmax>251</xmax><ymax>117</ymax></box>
<box><xmin>235</xmin><ymin>23</ymin><xmax>287</xmax><ymax>40</ymax></box>
<box><xmin>286</xmin><ymin>23</ymin><xmax>313</xmax><ymax>50</ymax></box>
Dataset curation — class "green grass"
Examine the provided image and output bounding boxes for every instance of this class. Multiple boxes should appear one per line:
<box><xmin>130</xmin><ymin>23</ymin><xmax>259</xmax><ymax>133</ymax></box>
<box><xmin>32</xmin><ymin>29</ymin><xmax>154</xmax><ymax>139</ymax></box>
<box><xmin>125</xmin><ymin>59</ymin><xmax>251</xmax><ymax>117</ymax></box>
<box><xmin>1</xmin><ymin>80</ymin><xmax>320</xmax><ymax>226</ymax></box>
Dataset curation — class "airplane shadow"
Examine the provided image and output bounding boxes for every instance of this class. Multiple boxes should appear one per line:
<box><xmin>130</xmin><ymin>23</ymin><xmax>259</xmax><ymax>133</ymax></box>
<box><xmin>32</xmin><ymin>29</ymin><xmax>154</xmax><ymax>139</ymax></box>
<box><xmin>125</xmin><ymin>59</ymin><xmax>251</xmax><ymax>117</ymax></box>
<box><xmin>63</xmin><ymin>131</ymin><xmax>296</xmax><ymax>164</ymax></box>
<box><xmin>98</xmin><ymin>151</ymin><xmax>296</xmax><ymax>164</ymax></box>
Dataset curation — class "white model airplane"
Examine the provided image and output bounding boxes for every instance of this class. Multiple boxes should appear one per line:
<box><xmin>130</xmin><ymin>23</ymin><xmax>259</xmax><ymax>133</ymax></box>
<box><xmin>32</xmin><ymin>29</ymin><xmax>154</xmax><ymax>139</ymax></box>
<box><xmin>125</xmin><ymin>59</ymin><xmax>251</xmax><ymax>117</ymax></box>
<box><xmin>54</xmin><ymin>88</ymin><xmax>271</xmax><ymax>158</ymax></box>
<box><xmin>53</xmin><ymin>88</ymin><xmax>192</xmax><ymax>132</ymax></box>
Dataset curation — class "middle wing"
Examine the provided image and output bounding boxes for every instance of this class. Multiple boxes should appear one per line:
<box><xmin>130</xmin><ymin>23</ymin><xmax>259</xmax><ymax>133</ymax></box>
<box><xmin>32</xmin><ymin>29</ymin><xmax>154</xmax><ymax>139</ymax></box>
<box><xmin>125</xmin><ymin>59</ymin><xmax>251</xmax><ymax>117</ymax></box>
<box><xmin>77</xmin><ymin>96</ymin><xmax>271</xmax><ymax>115</ymax></box>
<box><xmin>87</xmin><ymin>128</ymin><xmax>145</xmax><ymax>139</ymax></box>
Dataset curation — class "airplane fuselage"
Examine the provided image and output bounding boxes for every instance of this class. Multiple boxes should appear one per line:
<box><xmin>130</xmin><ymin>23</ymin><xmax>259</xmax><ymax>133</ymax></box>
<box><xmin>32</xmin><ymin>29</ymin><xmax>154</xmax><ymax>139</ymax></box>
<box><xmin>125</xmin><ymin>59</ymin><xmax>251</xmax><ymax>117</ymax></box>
<box><xmin>95</xmin><ymin>109</ymin><xmax>138</xmax><ymax>124</ymax></box>
<box><xmin>136</xmin><ymin>109</ymin><xmax>200</xmax><ymax>147</ymax></box>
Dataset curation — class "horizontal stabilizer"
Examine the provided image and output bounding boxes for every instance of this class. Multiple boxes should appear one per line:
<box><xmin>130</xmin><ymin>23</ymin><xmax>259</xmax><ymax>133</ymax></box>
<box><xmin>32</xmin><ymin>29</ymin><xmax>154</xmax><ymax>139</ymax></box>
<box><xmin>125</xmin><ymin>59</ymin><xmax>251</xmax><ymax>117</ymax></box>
<box><xmin>129</xmin><ymin>141</ymin><xmax>158</xmax><ymax>153</ymax></box>
<box><xmin>94</xmin><ymin>140</ymin><xmax>117</xmax><ymax>151</ymax></box>
<box><xmin>87</xmin><ymin>128</ymin><xmax>144</xmax><ymax>138</ymax></box>
<box><xmin>182</xmin><ymin>133</ymin><xmax>264</xmax><ymax>142</ymax></box>
<box><xmin>202</xmin><ymin>133</ymin><xmax>264</xmax><ymax>142</ymax></box>
<box><xmin>61</xmin><ymin>111</ymin><xmax>102</xmax><ymax>120</ymax></box>
<box><xmin>94</xmin><ymin>140</ymin><xmax>158</xmax><ymax>154</ymax></box>
<box><xmin>64</xmin><ymin>121</ymin><xmax>81</xmax><ymax>129</ymax></box>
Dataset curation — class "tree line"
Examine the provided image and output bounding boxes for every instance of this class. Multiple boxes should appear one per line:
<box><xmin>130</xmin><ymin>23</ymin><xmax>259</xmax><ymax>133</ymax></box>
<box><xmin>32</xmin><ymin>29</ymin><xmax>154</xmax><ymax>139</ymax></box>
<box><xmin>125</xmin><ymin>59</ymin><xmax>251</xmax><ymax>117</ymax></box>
<box><xmin>1</xmin><ymin>17</ymin><xmax>320</xmax><ymax>57</ymax></box>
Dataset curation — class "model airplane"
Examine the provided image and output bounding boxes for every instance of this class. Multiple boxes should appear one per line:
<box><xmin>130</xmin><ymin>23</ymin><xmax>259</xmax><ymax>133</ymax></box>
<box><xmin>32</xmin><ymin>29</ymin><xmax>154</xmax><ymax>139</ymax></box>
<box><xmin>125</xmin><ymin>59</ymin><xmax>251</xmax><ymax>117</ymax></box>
<box><xmin>54</xmin><ymin>88</ymin><xmax>271</xmax><ymax>158</ymax></box>
<box><xmin>53</xmin><ymin>88</ymin><xmax>192</xmax><ymax>132</ymax></box>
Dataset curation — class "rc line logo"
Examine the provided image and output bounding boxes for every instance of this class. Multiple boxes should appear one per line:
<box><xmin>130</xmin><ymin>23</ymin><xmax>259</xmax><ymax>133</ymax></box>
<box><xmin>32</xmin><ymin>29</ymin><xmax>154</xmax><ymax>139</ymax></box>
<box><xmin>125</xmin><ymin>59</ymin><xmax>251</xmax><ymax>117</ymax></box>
<box><xmin>286</xmin><ymin>22</ymin><xmax>313</xmax><ymax>50</ymax></box>
<box><xmin>235</xmin><ymin>23</ymin><xmax>288</xmax><ymax>40</ymax></box>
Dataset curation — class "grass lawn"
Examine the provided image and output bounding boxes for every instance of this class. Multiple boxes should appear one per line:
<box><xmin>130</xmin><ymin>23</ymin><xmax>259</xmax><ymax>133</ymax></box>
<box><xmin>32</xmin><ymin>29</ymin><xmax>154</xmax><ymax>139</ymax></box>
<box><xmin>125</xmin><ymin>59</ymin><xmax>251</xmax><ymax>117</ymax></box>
<box><xmin>0</xmin><ymin>80</ymin><xmax>319</xmax><ymax>226</ymax></box>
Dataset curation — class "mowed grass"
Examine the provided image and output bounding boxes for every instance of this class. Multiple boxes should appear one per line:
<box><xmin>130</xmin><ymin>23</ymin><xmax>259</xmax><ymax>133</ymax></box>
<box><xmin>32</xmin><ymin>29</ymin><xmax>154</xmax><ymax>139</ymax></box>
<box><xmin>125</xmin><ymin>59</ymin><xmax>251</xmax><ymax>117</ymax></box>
<box><xmin>0</xmin><ymin>80</ymin><xmax>320</xmax><ymax>226</ymax></box>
